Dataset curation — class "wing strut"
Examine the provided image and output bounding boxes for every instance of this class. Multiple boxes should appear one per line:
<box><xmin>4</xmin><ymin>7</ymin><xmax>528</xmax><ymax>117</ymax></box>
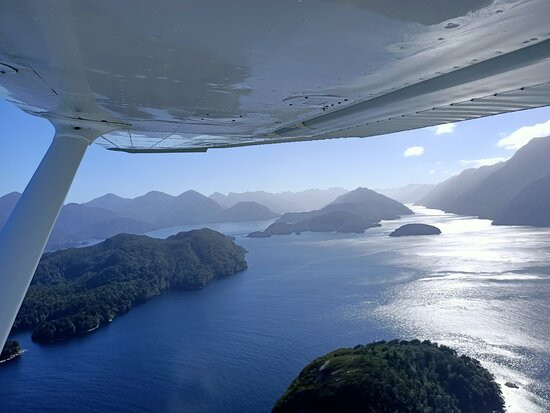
<box><xmin>0</xmin><ymin>121</ymin><xmax>116</xmax><ymax>350</ymax></box>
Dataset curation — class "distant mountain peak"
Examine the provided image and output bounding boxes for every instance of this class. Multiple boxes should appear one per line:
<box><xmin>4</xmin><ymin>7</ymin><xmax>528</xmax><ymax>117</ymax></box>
<box><xmin>330</xmin><ymin>187</ymin><xmax>394</xmax><ymax>205</ymax></box>
<box><xmin>142</xmin><ymin>190</ymin><xmax>173</xmax><ymax>198</ymax></box>
<box><xmin>178</xmin><ymin>189</ymin><xmax>206</xmax><ymax>198</ymax></box>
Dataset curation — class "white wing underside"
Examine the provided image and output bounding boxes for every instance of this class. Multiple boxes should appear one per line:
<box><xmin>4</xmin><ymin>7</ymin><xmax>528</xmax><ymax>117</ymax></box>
<box><xmin>0</xmin><ymin>0</ymin><xmax>549</xmax><ymax>152</ymax></box>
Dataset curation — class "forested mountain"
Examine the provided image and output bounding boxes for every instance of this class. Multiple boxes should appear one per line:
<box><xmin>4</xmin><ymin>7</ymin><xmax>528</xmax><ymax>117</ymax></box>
<box><xmin>249</xmin><ymin>187</ymin><xmax>412</xmax><ymax>237</ymax></box>
<box><xmin>277</xmin><ymin>187</ymin><xmax>412</xmax><ymax>225</ymax></box>
<box><xmin>419</xmin><ymin>136</ymin><xmax>550</xmax><ymax>226</ymax></box>
<box><xmin>12</xmin><ymin>229</ymin><xmax>247</xmax><ymax>343</ymax></box>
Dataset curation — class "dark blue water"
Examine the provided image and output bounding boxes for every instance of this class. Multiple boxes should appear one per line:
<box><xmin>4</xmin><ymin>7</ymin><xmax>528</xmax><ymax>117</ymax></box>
<box><xmin>1</xmin><ymin>208</ymin><xmax>549</xmax><ymax>412</ymax></box>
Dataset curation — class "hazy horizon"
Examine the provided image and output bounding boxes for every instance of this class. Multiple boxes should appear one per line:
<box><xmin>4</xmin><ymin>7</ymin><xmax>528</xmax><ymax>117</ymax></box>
<box><xmin>1</xmin><ymin>100</ymin><xmax>549</xmax><ymax>204</ymax></box>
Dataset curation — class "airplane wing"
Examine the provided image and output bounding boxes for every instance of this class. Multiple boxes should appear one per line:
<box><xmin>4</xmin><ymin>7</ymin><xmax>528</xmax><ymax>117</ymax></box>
<box><xmin>0</xmin><ymin>0</ymin><xmax>549</xmax><ymax>152</ymax></box>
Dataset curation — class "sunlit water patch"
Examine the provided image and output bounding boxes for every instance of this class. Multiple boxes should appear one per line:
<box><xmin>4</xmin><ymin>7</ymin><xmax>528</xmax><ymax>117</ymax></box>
<box><xmin>368</xmin><ymin>206</ymin><xmax>550</xmax><ymax>412</ymax></box>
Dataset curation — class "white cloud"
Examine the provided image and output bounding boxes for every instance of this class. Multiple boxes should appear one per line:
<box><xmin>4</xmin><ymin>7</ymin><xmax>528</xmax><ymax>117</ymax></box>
<box><xmin>497</xmin><ymin>119</ymin><xmax>550</xmax><ymax>150</ymax></box>
<box><xmin>433</xmin><ymin>123</ymin><xmax>456</xmax><ymax>135</ymax></box>
<box><xmin>459</xmin><ymin>157</ymin><xmax>507</xmax><ymax>168</ymax></box>
<box><xmin>404</xmin><ymin>146</ymin><xmax>424</xmax><ymax>157</ymax></box>
<box><xmin>429</xmin><ymin>169</ymin><xmax>436</xmax><ymax>174</ymax></box>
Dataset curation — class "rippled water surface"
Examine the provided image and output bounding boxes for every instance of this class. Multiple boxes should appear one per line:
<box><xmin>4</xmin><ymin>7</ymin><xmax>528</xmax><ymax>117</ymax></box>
<box><xmin>0</xmin><ymin>207</ymin><xmax>548</xmax><ymax>412</ymax></box>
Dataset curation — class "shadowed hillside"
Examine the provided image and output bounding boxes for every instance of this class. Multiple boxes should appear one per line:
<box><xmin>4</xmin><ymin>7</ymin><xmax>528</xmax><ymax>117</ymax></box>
<box><xmin>419</xmin><ymin>136</ymin><xmax>550</xmax><ymax>226</ymax></box>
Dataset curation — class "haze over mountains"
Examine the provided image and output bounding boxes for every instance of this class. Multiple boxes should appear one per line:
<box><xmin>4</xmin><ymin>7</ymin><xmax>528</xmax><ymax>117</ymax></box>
<box><xmin>277</xmin><ymin>187</ymin><xmax>412</xmax><ymax>225</ymax></box>
<box><xmin>0</xmin><ymin>192</ymin><xmax>154</xmax><ymax>250</ymax></box>
<box><xmin>377</xmin><ymin>184</ymin><xmax>435</xmax><ymax>204</ymax></box>
<box><xmin>84</xmin><ymin>189</ymin><xmax>346</xmax><ymax>226</ymax></box>
<box><xmin>0</xmin><ymin>188</ymin><xmax>348</xmax><ymax>250</ymax></box>
<box><xmin>3</xmin><ymin>134</ymin><xmax>550</xmax><ymax>251</ymax></box>
<box><xmin>209</xmin><ymin>188</ymin><xmax>348</xmax><ymax>214</ymax></box>
<box><xmin>418</xmin><ymin>136</ymin><xmax>550</xmax><ymax>226</ymax></box>
<box><xmin>248</xmin><ymin>188</ymin><xmax>413</xmax><ymax>237</ymax></box>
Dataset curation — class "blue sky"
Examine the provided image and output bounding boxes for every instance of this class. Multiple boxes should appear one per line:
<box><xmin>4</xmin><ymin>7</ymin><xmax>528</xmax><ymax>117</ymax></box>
<box><xmin>1</xmin><ymin>99</ymin><xmax>549</xmax><ymax>203</ymax></box>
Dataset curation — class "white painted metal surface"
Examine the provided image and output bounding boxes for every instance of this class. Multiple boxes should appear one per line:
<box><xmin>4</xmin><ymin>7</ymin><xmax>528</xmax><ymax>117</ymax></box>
<box><xmin>0</xmin><ymin>0</ymin><xmax>549</xmax><ymax>151</ymax></box>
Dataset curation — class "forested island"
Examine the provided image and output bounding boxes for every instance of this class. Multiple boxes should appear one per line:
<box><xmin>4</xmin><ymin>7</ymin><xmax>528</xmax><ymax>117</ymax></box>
<box><xmin>0</xmin><ymin>341</ymin><xmax>22</xmax><ymax>364</ymax></box>
<box><xmin>11</xmin><ymin>229</ymin><xmax>247</xmax><ymax>343</ymax></box>
<box><xmin>274</xmin><ymin>340</ymin><xmax>504</xmax><ymax>413</ymax></box>
<box><xmin>389</xmin><ymin>223</ymin><xmax>441</xmax><ymax>237</ymax></box>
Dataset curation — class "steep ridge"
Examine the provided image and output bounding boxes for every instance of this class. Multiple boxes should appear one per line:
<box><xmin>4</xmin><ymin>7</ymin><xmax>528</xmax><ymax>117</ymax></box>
<box><xmin>419</xmin><ymin>136</ymin><xmax>550</xmax><ymax>226</ymax></box>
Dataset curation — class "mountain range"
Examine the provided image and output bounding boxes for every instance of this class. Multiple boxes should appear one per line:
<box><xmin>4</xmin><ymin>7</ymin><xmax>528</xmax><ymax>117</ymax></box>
<box><xmin>249</xmin><ymin>187</ymin><xmax>413</xmax><ymax>237</ymax></box>
<box><xmin>418</xmin><ymin>136</ymin><xmax>550</xmax><ymax>226</ymax></box>
<box><xmin>0</xmin><ymin>190</ymin><xmax>280</xmax><ymax>250</ymax></box>
<box><xmin>5</xmin><ymin>132</ymin><xmax>549</xmax><ymax>253</ymax></box>
<box><xmin>209</xmin><ymin>188</ymin><xmax>348</xmax><ymax>214</ymax></box>
<box><xmin>87</xmin><ymin>190</ymin><xmax>286</xmax><ymax>227</ymax></box>
<box><xmin>1</xmin><ymin>188</ymin><xmax>350</xmax><ymax>250</ymax></box>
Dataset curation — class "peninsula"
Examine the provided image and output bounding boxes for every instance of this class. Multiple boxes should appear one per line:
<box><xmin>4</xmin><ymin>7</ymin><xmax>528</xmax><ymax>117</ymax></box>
<box><xmin>12</xmin><ymin>229</ymin><xmax>247</xmax><ymax>343</ymax></box>
<box><xmin>0</xmin><ymin>341</ymin><xmax>22</xmax><ymax>364</ymax></box>
<box><xmin>249</xmin><ymin>187</ymin><xmax>412</xmax><ymax>237</ymax></box>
